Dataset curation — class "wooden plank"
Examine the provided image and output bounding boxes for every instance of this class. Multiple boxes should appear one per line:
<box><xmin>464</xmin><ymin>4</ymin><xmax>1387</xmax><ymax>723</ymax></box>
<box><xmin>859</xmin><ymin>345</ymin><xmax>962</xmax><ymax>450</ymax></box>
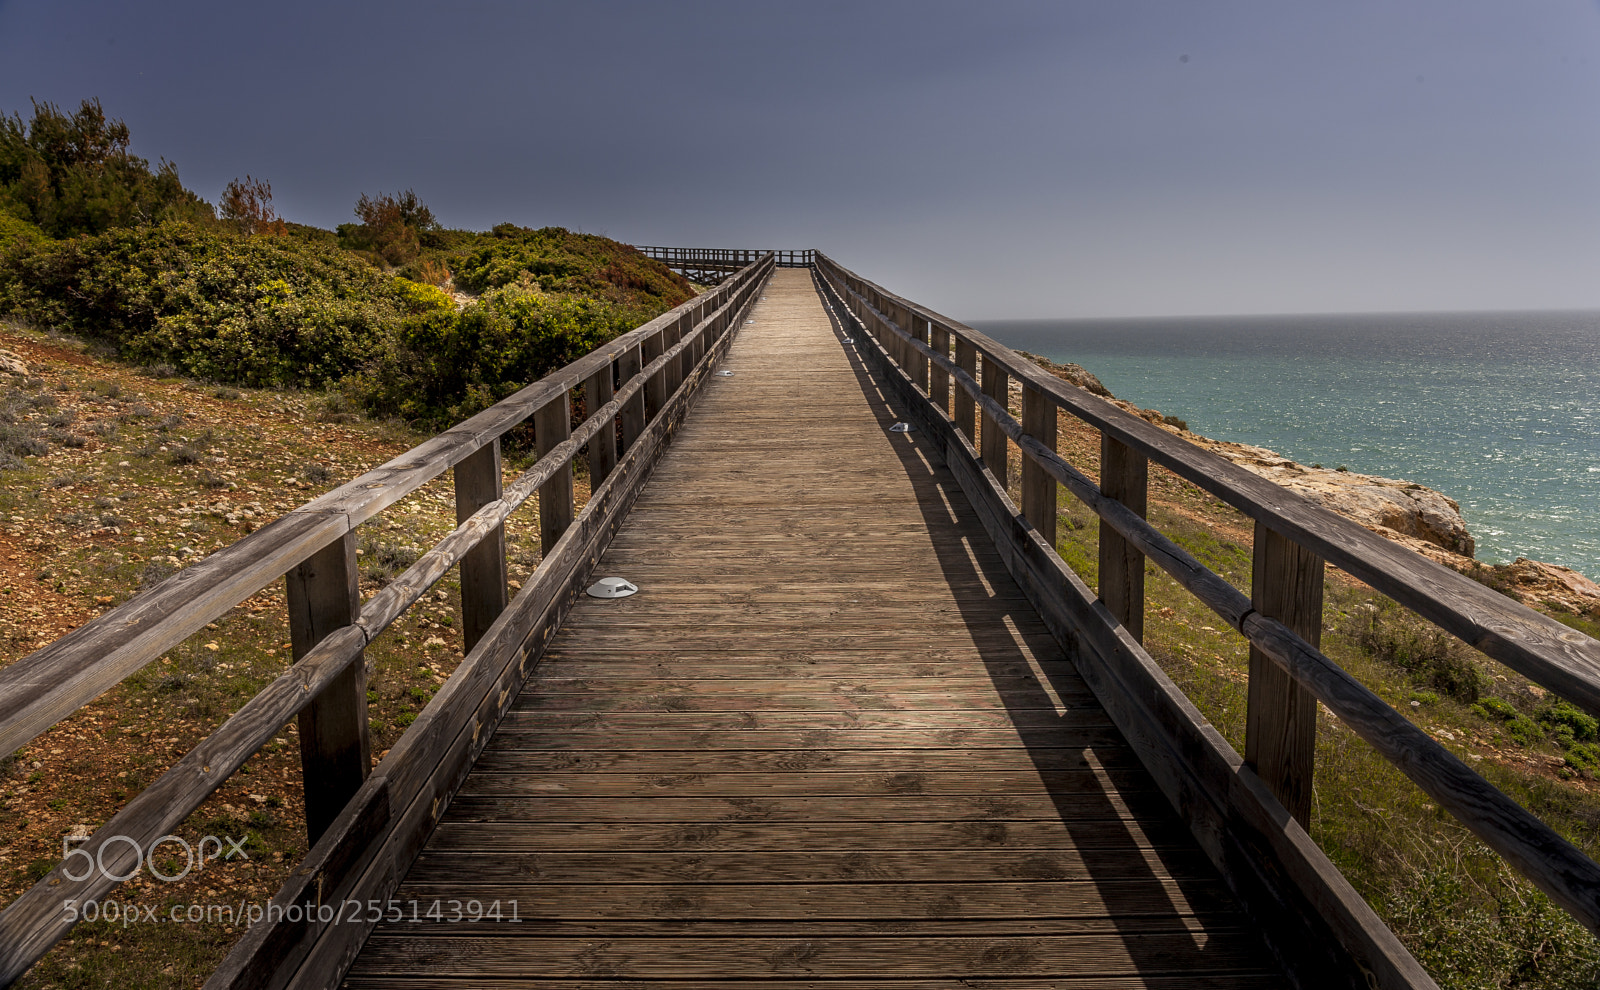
<box><xmin>1246</xmin><ymin>522</ymin><xmax>1323</xmax><ymax>828</ymax></box>
<box><xmin>454</xmin><ymin>440</ymin><xmax>509</xmax><ymax>656</ymax></box>
<box><xmin>482</xmin><ymin>726</ymin><xmax>1126</xmax><ymax>751</ymax></box>
<box><xmin>453</xmin><ymin>768</ymin><xmax>1159</xmax><ymax>799</ymax></box>
<box><xmin>618</xmin><ymin>343</ymin><xmax>645</xmax><ymax>453</ymax></box>
<box><xmin>289</xmin><ymin>531</ymin><xmax>369</xmax><ymax>844</ymax></box>
<box><xmin>980</xmin><ymin>354</ymin><xmax>1008</xmax><ymax>483</ymax></box>
<box><xmin>1020</xmin><ymin>384</ymin><xmax>1057</xmax><ymax>549</ymax></box>
<box><xmin>930</xmin><ymin>322</ymin><xmax>951</xmax><ymax>412</ymax></box>
<box><xmin>1098</xmin><ymin>434</ymin><xmax>1147</xmax><ymax>642</ymax></box>
<box><xmin>585</xmin><ymin>361</ymin><xmax>618</xmax><ymax>484</ymax></box>
<box><xmin>345</xmin><ymin>977</ymin><xmax>1285</xmax><ymax>990</ymax></box>
<box><xmin>422</xmin><ymin>817</ymin><xmax>1197</xmax><ymax>853</ymax></box>
<box><xmin>469</xmin><ymin>743</ymin><xmax>1135</xmax><ymax>769</ymax></box>
<box><xmin>534</xmin><ymin>393</ymin><xmax>573</xmax><ymax>554</ymax></box>
<box><xmin>954</xmin><ymin>341</ymin><xmax>977</xmax><ymax>441</ymax></box>
<box><xmin>349</xmin><ymin>932</ymin><xmax>1275</xmax><ymax>980</ymax></box>
<box><xmin>386</xmin><ymin>880</ymin><xmax>1242</xmax><ymax>920</ymax></box>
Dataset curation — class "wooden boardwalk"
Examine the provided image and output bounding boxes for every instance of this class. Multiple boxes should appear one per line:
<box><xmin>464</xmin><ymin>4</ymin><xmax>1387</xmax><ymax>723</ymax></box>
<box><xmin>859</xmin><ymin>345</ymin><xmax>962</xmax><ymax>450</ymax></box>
<box><xmin>344</xmin><ymin>269</ymin><xmax>1287</xmax><ymax>987</ymax></box>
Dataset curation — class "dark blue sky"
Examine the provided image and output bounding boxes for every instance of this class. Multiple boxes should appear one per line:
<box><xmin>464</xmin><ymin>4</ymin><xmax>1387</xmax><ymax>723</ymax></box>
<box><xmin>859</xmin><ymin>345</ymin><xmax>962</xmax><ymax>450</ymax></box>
<box><xmin>3</xmin><ymin>0</ymin><xmax>1598</xmax><ymax>318</ymax></box>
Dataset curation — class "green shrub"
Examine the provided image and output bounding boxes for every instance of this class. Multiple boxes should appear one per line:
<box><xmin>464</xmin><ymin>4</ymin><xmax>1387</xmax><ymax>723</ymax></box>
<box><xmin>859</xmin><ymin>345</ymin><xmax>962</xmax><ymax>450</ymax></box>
<box><xmin>0</xmin><ymin>208</ymin><xmax>49</xmax><ymax>255</ymax></box>
<box><xmin>392</xmin><ymin>276</ymin><xmax>454</xmax><ymax>314</ymax></box>
<box><xmin>452</xmin><ymin>223</ymin><xmax>692</xmax><ymax>312</ymax></box>
<box><xmin>1343</xmin><ymin>601</ymin><xmax>1485</xmax><ymax>702</ymax></box>
<box><xmin>1564</xmin><ymin>742</ymin><xmax>1600</xmax><ymax>776</ymax></box>
<box><xmin>1504</xmin><ymin>714</ymin><xmax>1543</xmax><ymax>747</ymax></box>
<box><xmin>1541</xmin><ymin>702</ymin><xmax>1598</xmax><ymax>744</ymax></box>
<box><xmin>349</xmin><ymin>282</ymin><xmax>644</xmax><ymax>429</ymax></box>
<box><xmin>1385</xmin><ymin>864</ymin><xmax>1600</xmax><ymax>987</ymax></box>
<box><xmin>1473</xmin><ymin>697</ymin><xmax>1519</xmax><ymax>721</ymax></box>
<box><xmin>0</xmin><ymin>220</ymin><xmax>408</xmax><ymax>386</ymax></box>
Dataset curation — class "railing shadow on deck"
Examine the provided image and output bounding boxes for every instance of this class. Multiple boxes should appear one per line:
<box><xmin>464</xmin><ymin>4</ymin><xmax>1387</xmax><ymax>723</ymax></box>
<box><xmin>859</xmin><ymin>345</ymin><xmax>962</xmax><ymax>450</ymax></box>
<box><xmin>813</xmin><ymin>262</ymin><xmax>1481</xmax><ymax>990</ymax></box>
<box><xmin>817</xmin><ymin>283</ymin><xmax>1287</xmax><ymax>981</ymax></box>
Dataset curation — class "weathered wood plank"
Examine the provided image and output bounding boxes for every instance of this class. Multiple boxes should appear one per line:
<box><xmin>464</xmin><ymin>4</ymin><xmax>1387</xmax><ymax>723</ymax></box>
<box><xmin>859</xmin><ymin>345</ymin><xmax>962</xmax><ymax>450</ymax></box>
<box><xmin>1246</xmin><ymin>521</ymin><xmax>1323</xmax><ymax>828</ymax></box>
<box><xmin>349</xmin><ymin>932</ymin><xmax>1276</xmax><ymax>979</ymax></box>
<box><xmin>288</xmin><ymin>531</ymin><xmax>369</xmax><ymax>844</ymax></box>
<box><xmin>422</xmin><ymin>818</ymin><xmax>1197</xmax><ymax>853</ymax></box>
<box><xmin>454</xmin><ymin>440</ymin><xmax>509</xmax><ymax>656</ymax></box>
<box><xmin>1098</xmin><ymin>434</ymin><xmax>1148</xmax><ymax>642</ymax></box>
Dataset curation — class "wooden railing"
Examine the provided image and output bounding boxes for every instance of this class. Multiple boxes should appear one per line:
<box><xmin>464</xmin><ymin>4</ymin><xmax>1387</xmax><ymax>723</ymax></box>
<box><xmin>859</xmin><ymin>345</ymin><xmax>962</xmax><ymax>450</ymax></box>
<box><xmin>637</xmin><ymin>245</ymin><xmax>813</xmax><ymax>281</ymax></box>
<box><xmin>0</xmin><ymin>254</ymin><xmax>775</xmax><ymax>988</ymax></box>
<box><xmin>814</xmin><ymin>253</ymin><xmax>1600</xmax><ymax>990</ymax></box>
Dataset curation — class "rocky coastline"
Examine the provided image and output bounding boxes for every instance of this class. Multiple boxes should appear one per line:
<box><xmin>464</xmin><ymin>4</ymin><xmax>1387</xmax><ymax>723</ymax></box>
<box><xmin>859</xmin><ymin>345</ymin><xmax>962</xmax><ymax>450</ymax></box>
<box><xmin>1020</xmin><ymin>352</ymin><xmax>1600</xmax><ymax>617</ymax></box>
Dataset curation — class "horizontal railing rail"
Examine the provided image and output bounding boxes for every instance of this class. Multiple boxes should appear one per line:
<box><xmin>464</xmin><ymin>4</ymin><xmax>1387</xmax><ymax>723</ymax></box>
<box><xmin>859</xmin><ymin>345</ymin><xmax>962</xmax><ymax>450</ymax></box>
<box><xmin>637</xmin><ymin>245</ymin><xmax>814</xmax><ymax>271</ymax></box>
<box><xmin>0</xmin><ymin>254</ymin><xmax>775</xmax><ymax>987</ymax></box>
<box><xmin>813</xmin><ymin>252</ymin><xmax>1600</xmax><ymax>986</ymax></box>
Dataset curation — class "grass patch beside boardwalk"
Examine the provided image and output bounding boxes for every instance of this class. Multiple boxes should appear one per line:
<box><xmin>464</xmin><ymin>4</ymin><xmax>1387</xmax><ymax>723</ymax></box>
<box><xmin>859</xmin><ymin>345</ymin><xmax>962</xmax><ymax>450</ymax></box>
<box><xmin>0</xmin><ymin>321</ymin><xmax>567</xmax><ymax>988</ymax></box>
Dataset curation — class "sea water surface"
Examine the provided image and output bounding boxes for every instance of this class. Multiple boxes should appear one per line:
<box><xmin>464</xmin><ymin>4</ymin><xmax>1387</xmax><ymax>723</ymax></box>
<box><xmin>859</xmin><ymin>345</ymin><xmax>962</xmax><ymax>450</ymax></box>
<box><xmin>975</xmin><ymin>311</ymin><xmax>1600</xmax><ymax>582</ymax></box>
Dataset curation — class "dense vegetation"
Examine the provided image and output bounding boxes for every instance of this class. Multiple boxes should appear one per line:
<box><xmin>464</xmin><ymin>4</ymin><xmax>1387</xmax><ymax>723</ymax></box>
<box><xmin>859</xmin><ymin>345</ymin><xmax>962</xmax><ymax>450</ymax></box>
<box><xmin>0</xmin><ymin>99</ymin><xmax>692</xmax><ymax>425</ymax></box>
<box><xmin>0</xmin><ymin>99</ymin><xmax>211</xmax><ymax>238</ymax></box>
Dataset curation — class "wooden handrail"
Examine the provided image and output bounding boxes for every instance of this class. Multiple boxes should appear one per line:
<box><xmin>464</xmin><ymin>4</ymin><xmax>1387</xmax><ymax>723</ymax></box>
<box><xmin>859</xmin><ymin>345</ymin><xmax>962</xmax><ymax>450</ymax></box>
<box><xmin>813</xmin><ymin>253</ymin><xmax>1600</xmax><ymax>939</ymax></box>
<box><xmin>0</xmin><ymin>254</ymin><xmax>775</xmax><ymax>986</ymax></box>
<box><xmin>815</xmin><ymin>257</ymin><xmax>1600</xmax><ymax>716</ymax></box>
<box><xmin>636</xmin><ymin>245</ymin><xmax>814</xmax><ymax>269</ymax></box>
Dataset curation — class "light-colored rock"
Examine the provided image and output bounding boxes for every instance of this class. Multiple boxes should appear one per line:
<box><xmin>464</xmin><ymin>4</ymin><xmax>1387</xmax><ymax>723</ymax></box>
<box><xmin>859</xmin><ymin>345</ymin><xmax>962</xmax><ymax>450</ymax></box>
<box><xmin>0</xmin><ymin>348</ymin><xmax>29</xmax><ymax>375</ymax></box>
<box><xmin>1180</xmin><ymin>436</ymin><xmax>1476</xmax><ymax>557</ymax></box>
<box><xmin>1492</xmin><ymin>558</ymin><xmax>1600</xmax><ymax>615</ymax></box>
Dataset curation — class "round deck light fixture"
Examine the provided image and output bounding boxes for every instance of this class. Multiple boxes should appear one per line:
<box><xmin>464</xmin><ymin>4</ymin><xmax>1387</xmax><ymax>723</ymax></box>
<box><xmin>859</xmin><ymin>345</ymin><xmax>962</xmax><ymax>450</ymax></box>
<box><xmin>586</xmin><ymin>577</ymin><xmax>639</xmax><ymax>599</ymax></box>
<box><xmin>716</xmin><ymin>370</ymin><xmax>734</xmax><ymax>377</ymax></box>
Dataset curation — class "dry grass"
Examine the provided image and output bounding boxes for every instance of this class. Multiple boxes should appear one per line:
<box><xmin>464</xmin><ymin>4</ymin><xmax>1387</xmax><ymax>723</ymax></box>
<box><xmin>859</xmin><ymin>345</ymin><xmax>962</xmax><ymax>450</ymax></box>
<box><xmin>0</xmin><ymin>322</ymin><xmax>569</xmax><ymax>988</ymax></box>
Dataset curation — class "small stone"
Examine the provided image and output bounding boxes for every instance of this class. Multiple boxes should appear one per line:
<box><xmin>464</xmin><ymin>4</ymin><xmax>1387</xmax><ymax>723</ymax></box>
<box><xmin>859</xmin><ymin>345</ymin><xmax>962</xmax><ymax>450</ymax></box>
<box><xmin>205</xmin><ymin>642</ymin><xmax>219</xmax><ymax>651</ymax></box>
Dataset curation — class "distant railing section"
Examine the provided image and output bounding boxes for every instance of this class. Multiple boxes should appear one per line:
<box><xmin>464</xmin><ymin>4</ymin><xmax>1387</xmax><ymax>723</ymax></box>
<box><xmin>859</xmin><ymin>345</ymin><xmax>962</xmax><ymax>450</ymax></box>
<box><xmin>813</xmin><ymin>252</ymin><xmax>1600</xmax><ymax>988</ymax></box>
<box><xmin>637</xmin><ymin>245</ymin><xmax>812</xmax><ymax>282</ymax></box>
<box><xmin>0</xmin><ymin>254</ymin><xmax>776</xmax><ymax>988</ymax></box>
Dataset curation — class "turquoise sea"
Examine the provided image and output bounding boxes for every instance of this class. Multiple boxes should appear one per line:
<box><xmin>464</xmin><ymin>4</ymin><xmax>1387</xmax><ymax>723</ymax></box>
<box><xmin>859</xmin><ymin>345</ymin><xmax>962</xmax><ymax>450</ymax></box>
<box><xmin>975</xmin><ymin>311</ymin><xmax>1600</xmax><ymax>582</ymax></box>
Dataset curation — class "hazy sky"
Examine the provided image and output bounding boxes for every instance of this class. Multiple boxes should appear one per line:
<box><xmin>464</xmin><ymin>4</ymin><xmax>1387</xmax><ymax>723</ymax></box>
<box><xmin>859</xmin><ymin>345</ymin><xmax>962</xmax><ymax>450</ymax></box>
<box><xmin>2</xmin><ymin>0</ymin><xmax>1598</xmax><ymax>318</ymax></box>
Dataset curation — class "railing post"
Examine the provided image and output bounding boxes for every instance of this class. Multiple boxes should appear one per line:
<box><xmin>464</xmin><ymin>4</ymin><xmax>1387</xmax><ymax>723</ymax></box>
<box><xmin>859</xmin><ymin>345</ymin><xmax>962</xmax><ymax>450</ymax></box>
<box><xmin>287</xmin><ymin>532</ymin><xmax>368</xmax><ymax>844</ymax></box>
<box><xmin>1021</xmin><ymin>386</ymin><xmax>1057</xmax><ymax>547</ymax></box>
<box><xmin>929</xmin><ymin>323</ymin><xmax>951</xmax><ymax>413</ymax></box>
<box><xmin>586</xmin><ymin>362</ymin><xmax>617</xmax><ymax>486</ymax></box>
<box><xmin>1098</xmin><ymin>436</ymin><xmax>1147</xmax><ymax>641</ymax></box>
<box><xmin>904</xmin><ymin>304</ymin><xmax>928</xmax><ymax>394</ymax></box>
<box><xmin>673</xmin><ymin>310</ymin><xmax>694</xmax><ymax>389</ymax></box>
<box><xmin>642</xmin><ymin>329</ymin><xmax>665</xmax><ymax>421</ymax></box>
<box><xmin>620</xmin><ymin>343</ymin><xmax>646</xmax><ymax>451</ymax></box>
<box><xmin>979</xmin><ymin>355</ymin><xmax>1008</xmax><ymax>483</ymax></box>
<box><xmin>1246</xmin><ymin>523</ymin><xmax>1324</xmax><ymax>828</ymax></box>
<box><xmin>535</xmin><ymin>393</ymin><xmax>574</xmax><ymax>554</ymax></box>
<box><xmin>455</xmin><ymin>440</ymin><xmax>509</xmax><ymax>652</ymax></box>
<box><xmin>954</xmin><ymin>338</ymin><xmax>977</xmax><ymax>443</ymax></box>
